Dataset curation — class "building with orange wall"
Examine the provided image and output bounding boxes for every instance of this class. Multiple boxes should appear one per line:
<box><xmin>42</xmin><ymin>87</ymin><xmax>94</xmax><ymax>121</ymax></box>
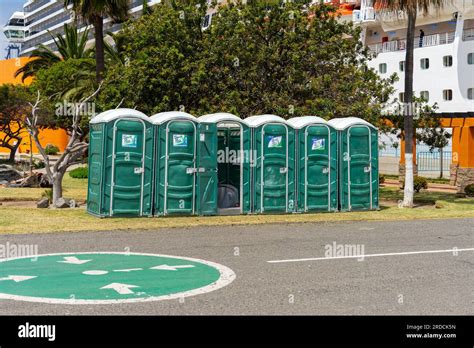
<box><xmin>0</xmin><ymin>57</ymin><xmax>69</xmax><ymax>156</ymax></box>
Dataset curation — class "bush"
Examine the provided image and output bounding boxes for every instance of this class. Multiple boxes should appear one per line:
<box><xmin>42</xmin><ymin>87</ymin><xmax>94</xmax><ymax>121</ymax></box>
<box><xmin>379</xmin><ymin>174</ymin><xmax>385</xmax><ymax>184</ymax></box>
<box><xmin>44</xmin><ymin>144</ymin><xmax>60</xmax><ymax>155</ymax></box>
<box><xmin>41</xmin><ymin>189</ymin><xmax>53</xmax><ymax>203</ymax></box>
<box><xmin>465</xmin><ymin>184</ymin><xmax>474</xmax><ymax>197</ymax></box>
<box><xmin>69</xmin><ymin>166</ymin><xmax>88</xmax><ymax>179</ymax></box>
<box><xmin>414</xmin><ymin>176</ymin><xmax>429</xmax><ymax>193</ymax></box>
<box><xmin>401</xmin><ymin>176</ymin><xmax>428</xmax><ymax>193</ymax></box>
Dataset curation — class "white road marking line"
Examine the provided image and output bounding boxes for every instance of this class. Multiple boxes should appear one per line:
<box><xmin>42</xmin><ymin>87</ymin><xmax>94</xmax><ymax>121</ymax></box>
<box><xmin>267</xmin><ymin>247</ymin><xmax>474</xmax><ymax>264</ymax></box>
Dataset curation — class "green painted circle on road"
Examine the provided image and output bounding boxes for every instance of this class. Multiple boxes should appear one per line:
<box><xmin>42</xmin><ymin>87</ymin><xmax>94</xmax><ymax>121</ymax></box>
<box><xmin>0</xmin><ymin>252</ymin><xmax>235</xmax><ymax>304</ymax></box>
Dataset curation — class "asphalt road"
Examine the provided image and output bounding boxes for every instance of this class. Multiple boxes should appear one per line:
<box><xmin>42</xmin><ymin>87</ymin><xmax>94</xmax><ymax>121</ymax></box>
<box><xmin>0</xmin><ymin>218</ymin><xmax>472</xmax><ymax>315</ymax></box>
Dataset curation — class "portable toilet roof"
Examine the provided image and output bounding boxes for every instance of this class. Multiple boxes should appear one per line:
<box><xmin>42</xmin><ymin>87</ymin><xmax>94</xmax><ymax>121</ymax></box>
<box><xmin>244</xmin><ymin>114</ymin><xmax>287</xmax><ymax>127</ymax></box>
<box><xmin>150</xmin><ymin>111</ymin><xmax>196</xmax><ymax>125</ymax></box>
<box><xmin>199</xmin><ymin>112</ymin><xmax>245</xmax><ymax>124</ymax></box>
<box><xmin>90</xmin><ymin>108</ymin><xmax>149</xmax><ymax>124</ymax></box>
<box><xmin>328</xmin><ymin>117</ymin><xmax>377</xmax><ymax>130</ymax></box>
<box><xmin>287</xmin><ymin>116</ymin><xmax>328</xmax><ymax>129</ymax></box>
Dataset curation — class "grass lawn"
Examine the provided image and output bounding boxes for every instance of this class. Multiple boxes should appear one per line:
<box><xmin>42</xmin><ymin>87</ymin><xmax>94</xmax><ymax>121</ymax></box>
<box><xmin>0</xmin><ymin>178</ymin><xmax>473</xmax><ymax>234</ymax></box>
<box><xmin>0</xmin><ymin>176</ymin><xmax>87</xmax><ymax>202</ymax></box>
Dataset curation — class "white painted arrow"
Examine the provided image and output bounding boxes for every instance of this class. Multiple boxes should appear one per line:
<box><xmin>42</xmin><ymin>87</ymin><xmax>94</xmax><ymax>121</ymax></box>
<box><xmin>150</xmin><ymin>264</ymin><xmax>195</xmax><ymax>271</ymax></box>
<box><xmin>0</xmin><ymin>275</ymin><xmax>37</xmax><ymax>282</ymax></box>
<box><xmin>57</xmin><ymin>256</ymin><xmax>92</xmax><ymax>265</ymax></box>
<box><xmin>100</xmin><ymin>283</ymin><xmax>139</xmax><ymax>295</ymax></box>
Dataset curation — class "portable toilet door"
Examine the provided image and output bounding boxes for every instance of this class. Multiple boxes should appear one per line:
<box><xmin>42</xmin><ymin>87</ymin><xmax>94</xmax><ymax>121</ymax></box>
<box><xmin>151</xmin><ymin>112</ymin><xmax>199</xmax><ymax>216</ymax></box>
<box><xmin>246</xmin><ymin>115</ymin><xmax>295</xmax><ymax>214</ymax></box>
<box><xmin>287</xmin><ymin>116</ymin><xmax>338</xmax><ymax>213</ymax></box>
<box><xmin>328</xmin><ymin>117</ymin><xmax>379</xmax><ymax>211</ymax></box>
<box><xmin>199</xmin><ymin>113</ymin><xmax>251</xmax><ymax>215</ymax></box>
<box><xmin>87</xmin><ymin>108</ymin><xmax>153</xmax><ymax>217</ymax></box>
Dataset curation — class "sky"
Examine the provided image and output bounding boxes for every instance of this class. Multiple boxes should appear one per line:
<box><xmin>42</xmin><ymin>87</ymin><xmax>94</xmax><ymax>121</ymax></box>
<box><xmin>0</xmin><ymin>0</ymin><xmax>26</xmax><ymax>59</ymax></box>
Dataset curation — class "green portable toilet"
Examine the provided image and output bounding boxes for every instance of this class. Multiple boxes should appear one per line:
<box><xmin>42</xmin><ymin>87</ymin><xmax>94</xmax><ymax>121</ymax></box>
<box><xmin>246</xmin><ymin>115</ymin><xmax>296</xmax><ymax>214</ymax></box>
<box><xmin>328</xmin><ymin>117</ymin><xmax>379</xmax><ymax>211</ymax></box>
<box><xmin>87</xmin><ymin>108</ymin><xmax>153</xmax><ymax>217</ymax></box>
<box><xmin>287</xmin><ymin>116</ymin><xmax>338</xmax><ymax>213</ymax></box>
<box><xmin>199</xmin><ymin>113</ymin><xmax>252</xmax><ymax>215</ymax></box>
<box><xmin>151</xmin><ymin>111</ymin><xmax>199</xmax><ymax>216</ymax></box>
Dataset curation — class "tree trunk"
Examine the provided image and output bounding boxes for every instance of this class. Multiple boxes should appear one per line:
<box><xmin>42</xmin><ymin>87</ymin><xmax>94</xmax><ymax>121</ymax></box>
<box><xmin>402</xmin><ymin>9</ymin><xmax>416</xmax><ymax>208</ymax></box>
<box><xmin>52</xmin><ymin>170</ymin><xmax>65</xmax><ymax>204</ymax></box>
<box><xmin>7</xmin><ymin>141</ymin><xmax>20</xmax><ymax>163</ymax></box>
<box><xmin>29</xmin><ymin>134</ymin><xmax>33</xmax><ymax>176</ymax></box>
<box><xmin>439</xmin><ymin>147</ymin><xmax>443</xmax><ymax>179</ymax></box>
<box><xmin>94</xmin><ymin>15</ymin><xmax>105</xmax><ymax>82</ymax></box>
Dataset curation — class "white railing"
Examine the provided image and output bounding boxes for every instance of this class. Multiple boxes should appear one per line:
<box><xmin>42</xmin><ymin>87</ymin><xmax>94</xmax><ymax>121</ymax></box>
<box><xmin>368</xmin><ymin>32</ymin><xmax>455</xmax><ymax>55</ymax></box>
<box><xmin>463</xmin><ymin>28</ymin><xmax>474</xmax><ymax>41</ymax></box>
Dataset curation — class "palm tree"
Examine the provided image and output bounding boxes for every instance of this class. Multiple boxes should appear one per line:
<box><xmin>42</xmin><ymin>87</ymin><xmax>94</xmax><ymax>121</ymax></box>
<box><xmin>374</xmin><ymin>0</ymin><xmax>446</xmax><ymax>207</ymax></box>
<box><xmin>15</xmin><ymin>24</ymin><xmax>92</xmax><ymax>82</ymax></box>
<box><xmin>64</xmin><ymin>0</ymin><xmax>129</xmax><ymax>82</ymax></box>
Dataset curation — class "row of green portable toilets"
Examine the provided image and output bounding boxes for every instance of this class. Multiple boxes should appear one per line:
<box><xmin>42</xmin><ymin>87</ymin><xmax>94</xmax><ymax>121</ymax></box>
<box><xmin>87</xmin><ymin>109</ymin><xmax>378</xmax><ymax>217</ymax></box>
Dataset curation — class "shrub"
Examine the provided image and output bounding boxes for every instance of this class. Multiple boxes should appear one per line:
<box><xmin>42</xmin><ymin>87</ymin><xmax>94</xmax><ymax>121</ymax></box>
<box><xmin>401</xmin><ymin>176</ymin><xmax>428</xmax><ymax>193</ymax></box>
<box><xmin>414</xmin><ymin>176</ymin><xmax>429</xmax><ymax>192</ymax></box>
<box><xmin>41</xmin><ymin>189</ymin><xmax>53</xmax><ymax>203</ymax></box>
<box><xmin>69</xmin><ymin>166</ymin><xmax>88</xmax><ymax>179</ymax></box>
<box><xmin>379</xmin><ymin>174</ymin><xmax>385</xmax><ymax>184</ymax></box>
<box><xmin>464</xmin><ymin>184</ymin><xmax>474</xmax><ymax>197</ymax></box>
<box><xmin>44</xmin><ymin>144</ymin><xmax>60</xmax><ymax>155</ymax></box>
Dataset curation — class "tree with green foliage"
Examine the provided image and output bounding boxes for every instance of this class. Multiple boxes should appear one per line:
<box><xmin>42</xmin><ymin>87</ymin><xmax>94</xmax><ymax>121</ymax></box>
<box><xmin>99</xmin><ymin>0</ymin><xmax>208</xmax><ymax>113</ymax></box>
<box><xmin>65</xmin><ymin>0</ymin><xmax>129</xmax><ymax>82</ymax></box>
<box><xmin>0</xmin><ymin>85</ymin><xmax>37</xmax><ymax>163</ymax></box>
<box><xmin>418</xmin><ymin>127</ymin><xmax>451</xmax><ymax>178</ymax></box>
<box><xmin>34</xmin><ymin>58</ymin><xmax>96</xmax><ymax>102</ymax></box>
<box><xmin>99</xmin><ymin>0</ymin><xmax>394</xmax><ymax>121</ymax></box>
<box><xmin>15</xmin><ymin>24</ymin><xmax>93</xmax><ymax>82</ymax></box>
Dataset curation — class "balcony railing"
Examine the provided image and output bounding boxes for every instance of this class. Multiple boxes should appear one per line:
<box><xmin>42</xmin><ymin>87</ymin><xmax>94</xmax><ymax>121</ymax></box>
<box><xmin>25</xmin><ymin>0</ymin><xmax>54</xmax><ymax>14</ymax></box>
<box><xmin>368</xmin><ymin>32</ymin><xmax>455</xmax><ymax>54</ymax></box>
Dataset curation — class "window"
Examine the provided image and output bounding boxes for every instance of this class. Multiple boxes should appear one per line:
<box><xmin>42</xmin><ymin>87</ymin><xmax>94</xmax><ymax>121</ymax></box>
<box><xmin>379</xmin><ymin>63</ymin><xmax>387</xmax><ymax>74</ymax></box>
<box><xmin>443</xmin><ymin>55</ymin><xmax>453</xmax><ymax>67</ymax></box>
<box><xmin>468</xmin><ymin>53</ymin><xmax>474</xmax><ymax>65</ymax></box>
<box><xmin>420</xmin><ymin>91</ymin><xmax>429</xmax><ymax>102</ymax></box>
<box><xmin>468</xmin><ymin>88</ymin><xmax>474</xmax><ymax>100</ymax></box>
<box><xmin>399</xmin><ymin>92</ymin><xmax>405</xmax><ymax>102</ymax></box>
<box><xmin>443</xmin><ymin>89</ymin><xmax>453</xmax><ymax>101</ymax></box>
<box><xmin>399</xmin><ymin>61</ymin><xmax>405</xmax><ymax>72</ymax></box>
<box><xmin>420</xmin><ymin>58</ymin><xmax>429</xmax><ymax>70</ymax></box>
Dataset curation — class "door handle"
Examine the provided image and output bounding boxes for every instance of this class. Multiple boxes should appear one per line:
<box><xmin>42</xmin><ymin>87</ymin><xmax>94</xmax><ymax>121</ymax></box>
<box><xmin>364</xmin><ymin>166</ymin><xmax>371</xmax><ymax>173</ymax></box>
<box><xmin>134</xmin><ymin>167</ymin><xmax>144</xmax><ymax>174</ymax></box>
<box><xmin>322</xmin><ymin>167</ymin><xmax>329</xmax><ymax>174</ymax></box>
<box><xmin>280</xmin><ymin>167</ymin><xmax>288</xmax><ymax>174</ymax></box>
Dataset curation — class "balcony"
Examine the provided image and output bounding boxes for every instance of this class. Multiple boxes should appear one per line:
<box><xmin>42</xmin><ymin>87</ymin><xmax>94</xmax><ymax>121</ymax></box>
<box><xmin>463</xmin><ymin>28</ymin><xmax>474</xmax><ymax>41</ymax></box>
<box><xmin>368</xmin><ymin>32</ymin><xmax>455</xmax><ymax>55</ymax></box>
<box><xmin>25</xmin><ymin>0</ymin><xmax>54</xmax><ymax>14</ymax></box>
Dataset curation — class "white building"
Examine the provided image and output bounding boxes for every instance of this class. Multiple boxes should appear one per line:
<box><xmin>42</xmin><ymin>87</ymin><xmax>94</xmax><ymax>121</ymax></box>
<box><xmin>353</xmin><ymin>0</ymin><xmax>474</xmax><ymax>115</ymax></box>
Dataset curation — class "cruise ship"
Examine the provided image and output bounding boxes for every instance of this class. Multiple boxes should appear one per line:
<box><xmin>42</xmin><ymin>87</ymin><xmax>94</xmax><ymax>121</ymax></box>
<box><xmin>3</xmin><ymin>0</ymin><xmax>161</xmax><ymax>57</ymax></box>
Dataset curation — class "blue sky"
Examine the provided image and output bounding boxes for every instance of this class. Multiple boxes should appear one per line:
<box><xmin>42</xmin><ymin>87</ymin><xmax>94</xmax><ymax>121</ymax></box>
<box><xmin>0</xmin><ymin>0</ymin><xmax>26</xmax><ymax>59</ymax></box>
